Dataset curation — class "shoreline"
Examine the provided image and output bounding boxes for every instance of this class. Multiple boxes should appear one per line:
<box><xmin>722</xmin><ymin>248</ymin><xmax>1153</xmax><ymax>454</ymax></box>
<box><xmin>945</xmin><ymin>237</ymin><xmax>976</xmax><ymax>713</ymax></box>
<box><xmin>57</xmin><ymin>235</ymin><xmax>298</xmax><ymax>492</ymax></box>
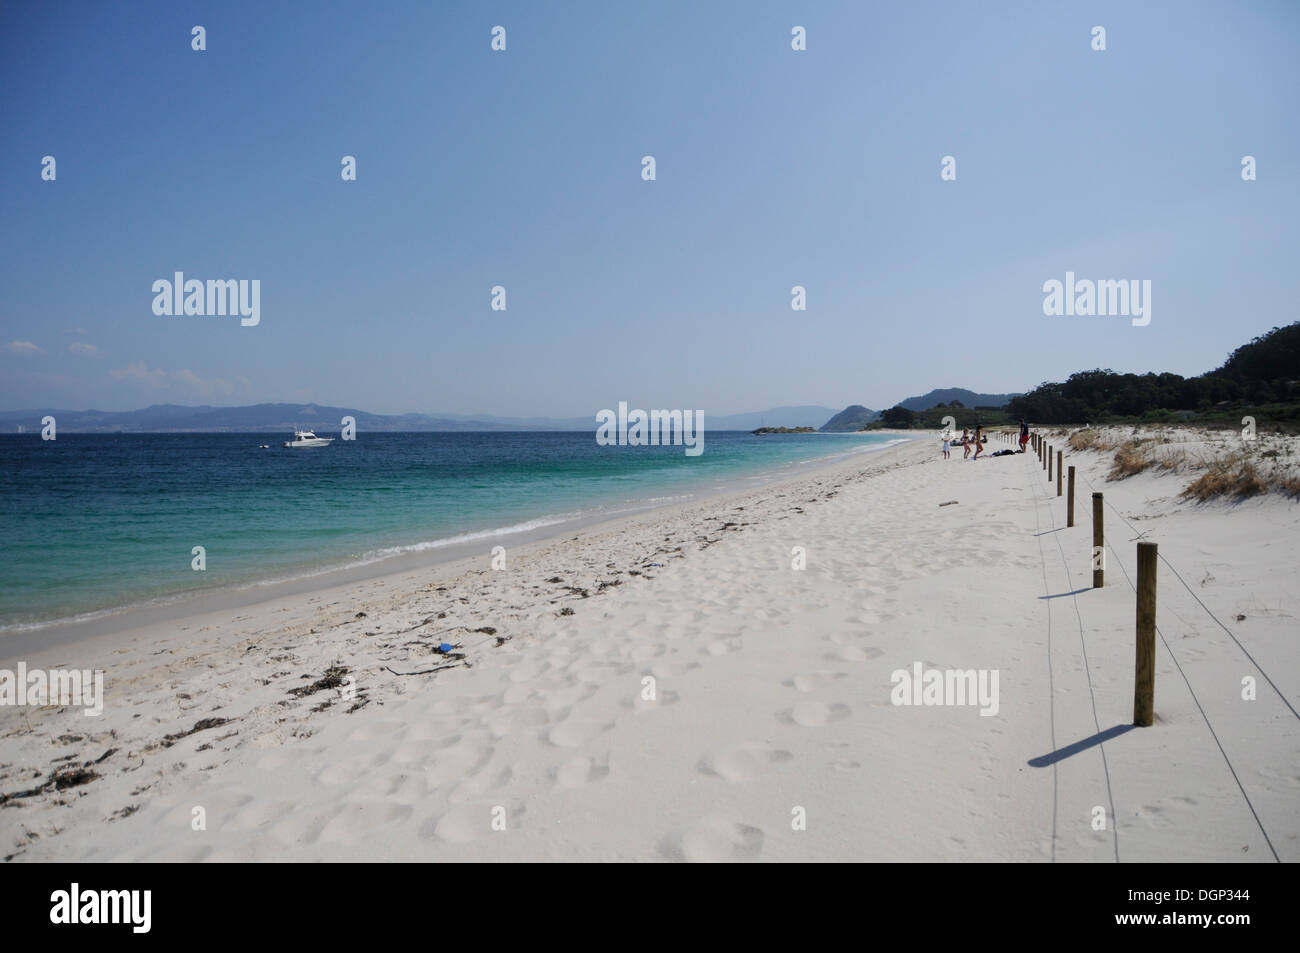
<box><xmin>0</xmin><ymin>435</ymin><xmax>912</xmax><ymax>657</ymax></box>
<box><xmin>0</xmin><ymin>436</ymin><xmax>914</xmax><ymax>665</ymax></box>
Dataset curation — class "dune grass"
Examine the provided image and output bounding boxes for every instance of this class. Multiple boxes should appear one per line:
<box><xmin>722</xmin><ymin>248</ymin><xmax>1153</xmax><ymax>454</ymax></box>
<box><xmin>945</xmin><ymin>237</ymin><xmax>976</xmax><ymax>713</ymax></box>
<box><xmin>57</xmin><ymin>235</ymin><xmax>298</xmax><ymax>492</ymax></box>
<box><xmin>1109</xmin><ymin>440</ymin><xmax>1154</xmax><ymax>479</ymax></box>
<box><xmin>1181</xmin><ymin>454</ymin><xmax>1268</xmax><ymax>501</ymax></box>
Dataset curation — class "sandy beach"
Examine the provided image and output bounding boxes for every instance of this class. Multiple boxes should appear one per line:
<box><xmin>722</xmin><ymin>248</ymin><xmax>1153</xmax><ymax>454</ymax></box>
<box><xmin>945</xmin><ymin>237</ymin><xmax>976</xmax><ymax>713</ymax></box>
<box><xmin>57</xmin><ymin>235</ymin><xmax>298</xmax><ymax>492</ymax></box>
<box><xmin>1</xmin><ymin>429</ymin><xmax>1297</xmax><ymax>862</ymax></box>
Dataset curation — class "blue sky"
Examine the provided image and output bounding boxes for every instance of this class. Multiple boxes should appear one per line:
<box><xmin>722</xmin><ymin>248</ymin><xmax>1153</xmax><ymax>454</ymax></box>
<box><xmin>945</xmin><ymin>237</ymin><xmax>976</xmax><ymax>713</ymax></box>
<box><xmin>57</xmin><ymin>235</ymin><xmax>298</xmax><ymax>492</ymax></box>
<box><xmin>2</xmin><ymin>0</ymin><xmax>1297</xmax><ymax>417</ymax></box>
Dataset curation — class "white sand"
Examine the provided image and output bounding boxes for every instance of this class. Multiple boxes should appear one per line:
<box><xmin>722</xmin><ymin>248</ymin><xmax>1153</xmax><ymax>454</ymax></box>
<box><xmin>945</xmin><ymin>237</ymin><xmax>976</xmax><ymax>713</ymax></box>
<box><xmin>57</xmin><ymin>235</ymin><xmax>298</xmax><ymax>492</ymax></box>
<box><xmin>2</xmin><ymin>430</ymin><xmax>1297</xmax><ymax>862</ymax></box>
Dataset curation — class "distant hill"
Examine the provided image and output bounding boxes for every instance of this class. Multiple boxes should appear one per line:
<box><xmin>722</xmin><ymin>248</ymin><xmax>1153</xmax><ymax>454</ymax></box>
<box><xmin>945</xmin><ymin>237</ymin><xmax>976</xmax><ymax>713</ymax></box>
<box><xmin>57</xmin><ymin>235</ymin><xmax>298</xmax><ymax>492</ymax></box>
<box><xmin>819</xmin><ymin>405</ymin><xmax>879</xmax><ymax>432</ymax></box>
<box><xmin>710</xmin><ymin>406</ymin><xmax>839</xmax><ymax>430</ymax></box>
<box><xmin>1006</xmin><ymin>321</ymin><xmax>1300</xmax><ymax>425</ymax></box>
<box><xmin>897</xmin><ymin>388</ymin><xmax>1021</xmax><ymax>411</ymax></box>
<box><xmin>0</xmin><ymin>404</ymin><xmax>529</xmax><ymax>433</ymax></box>
<box><xmin>0</xmin><ymin>403</ymin><xmax>839</xmax><ymax>433</ymax></box>
<box><xmin>1213</xmin><ymin>322</ymin><xmax>1300</xmax><ymax>383</ymax></box>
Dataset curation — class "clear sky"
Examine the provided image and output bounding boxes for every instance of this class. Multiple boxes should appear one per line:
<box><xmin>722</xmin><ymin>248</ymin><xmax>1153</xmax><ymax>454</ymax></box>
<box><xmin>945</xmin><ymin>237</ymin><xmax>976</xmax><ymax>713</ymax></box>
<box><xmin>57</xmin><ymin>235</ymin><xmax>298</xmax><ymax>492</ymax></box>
<box><xmin>2</xmin><ymin>0</ymin><xmax>1297</xmax><ymax>417</ymax></box>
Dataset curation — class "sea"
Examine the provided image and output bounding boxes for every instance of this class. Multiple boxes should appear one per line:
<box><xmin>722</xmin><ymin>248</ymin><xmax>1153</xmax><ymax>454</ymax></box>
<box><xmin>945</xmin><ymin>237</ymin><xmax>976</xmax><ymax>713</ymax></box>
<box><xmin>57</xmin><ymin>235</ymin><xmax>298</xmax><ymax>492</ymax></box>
<box><xmin>0</xmin><ymin>430</ymin><xmax>904</xmax><ymax>633</ymax></box>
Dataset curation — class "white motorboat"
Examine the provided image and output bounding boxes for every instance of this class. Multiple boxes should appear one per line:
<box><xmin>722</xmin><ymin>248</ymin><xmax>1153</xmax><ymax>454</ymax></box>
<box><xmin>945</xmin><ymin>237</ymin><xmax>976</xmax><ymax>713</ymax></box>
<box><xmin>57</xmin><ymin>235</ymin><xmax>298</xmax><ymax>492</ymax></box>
<box><xmin>283</xmin><ymin>429</ymin><xmax>334</xmax><ymax>448</ymax></box>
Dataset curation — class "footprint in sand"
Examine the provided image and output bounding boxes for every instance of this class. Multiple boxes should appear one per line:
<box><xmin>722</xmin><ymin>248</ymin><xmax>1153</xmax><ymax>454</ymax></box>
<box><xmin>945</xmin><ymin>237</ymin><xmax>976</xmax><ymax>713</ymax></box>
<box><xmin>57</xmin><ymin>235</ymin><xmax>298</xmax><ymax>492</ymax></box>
<box><xmin>825</xmin><ymin>646</ymin><xmax>882</xmax><ymax>662</ymax></box>
<box><xmin>501</xmin><ymin>684</ymin><xmax>537</xmax><ymax>705</ymax></box>
<box><xmin>484</xmin><ymin>706</ymin><xmax>552</xmax><ymax>738</ymax></box>
<box><xmin>346</xmin><ymin>720</ymin><xmax>406</xmax><ymax>743</ymax></box>
<box><xmin>316</xmin><ymin>749</ymin><xmax>392</xmax><ymax>785</ymax></box>
<box><xmin>267</xmin><ymin>805</ymin><xmax>336</xmax><ymax>846</ymax></box>
<box><xmin>227</xmin><ymin>799</ymin><xmax>296</xmax><ymax>830</ymax></box>
<box><xmin>424</xmin><ymin>734</ymin><xmax>495</xmax><ymax>787</ymax></box>
<box><xmin>317</xmin><ymin>802</ymin><xmax>412</xmax><ymax>846</ymax></box>
<box><xmin>255</xmin><ymin>745</ymin><xmax>322</xmax><ymax>770</ymax></box>
<box><xmin>846</xmin><ymin>612</ymin><xmax>882</xmax><ymax>626</ymax></box>
<box><xmin>450</xmin><ymin>766</ymin><xmax>513</xmax><ymax>801</ymax></box>
<box><xmin>539</xmin><ymin>682</ymin><xmax>599</xmax><ymax>708</ymax></box>
<box><xmin>705</xmin><ymin>637</ymin><xmax>743</xmax><ymax>656</ymax></box>
<box><xmin>662</xmin><ymin>817</ymin><xmax>764</xmax><ymax>862</ymax></box>
<box><xmin>428</xmin><ymin>694</ymin><xmax>498</xmax><ymax>716</ymax></box>
<box><xmin>547</xmin><ymin>718</ymin><xmax>613</xmax><ymax>748</ymax></box>
<box><xmin>1132</xmin><ymin>802</ymin><xmax>1181</xmax><ymax>831</ymax></box>
<box><xmin>698</xmin><ymin>744</ymin><xmax>793</xmax><ymax>782</ymax></box>
<box><xmin>651</xmin><ymin>661</ymin><xmax>701</xmax><ymax>679</ymax></box>
<box><xmin>553</xmin><ymin>755</ymin><xmax>610</xmax><ymax>790</ymax></box>
<box><xmin>781</xmin><ymin>701</ymin><xmax>852</xmax><ymax>727</ymax></box>
<box><xmin>829</xmin><ymin>631</ymin><xmax>876</xmax><ymax>646</ymax></box>
<box><xmin>421</xmin><ymin>803</ymin><xmax>519</xmax><ymax>843</ymax></box>
<box><xmin>162</xmin><ymin>789</ymin><xmax>252</xmax><ymax>826</ymax></box>
<box><xmin>628</xmin><ymin>689</ymin><xmax>680</xmax><ymax>713</ymax></box>
<box><xmin>344</xmin><ymin>772</ymin><xmax>429</xmax><ymax>805</ymax></box>
<box><xmin>405</xmin><ymin>717</ymin><xmax>471</xmax><ymax>742</ymax></box>
<box><xmin>786</xmin><ymin>672</ymin><xmax>849</xmax><ymax>693</ymax></box>
<box><xmin>505</xmin><ymin>661</ymin><xmax>550</xmax><ymax>683</ymax></box>
<box><xmin>568</xmin><ymin>661</ymin><xmax>632</xmax><ymax>683</ymax></box>
<box><xmin>588</xmin><ymin>638</ymin><xmax>623</xmax><ymax>657</ymax></box>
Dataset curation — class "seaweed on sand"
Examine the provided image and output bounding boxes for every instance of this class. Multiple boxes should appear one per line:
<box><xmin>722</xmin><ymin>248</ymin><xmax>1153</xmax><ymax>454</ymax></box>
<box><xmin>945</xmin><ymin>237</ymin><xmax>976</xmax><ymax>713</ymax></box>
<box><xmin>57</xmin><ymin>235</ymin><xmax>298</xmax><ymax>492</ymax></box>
<box><xmin>287</xmin><ymin>665</ymin><xmax>350</xmax><ymax>698</ymax></box>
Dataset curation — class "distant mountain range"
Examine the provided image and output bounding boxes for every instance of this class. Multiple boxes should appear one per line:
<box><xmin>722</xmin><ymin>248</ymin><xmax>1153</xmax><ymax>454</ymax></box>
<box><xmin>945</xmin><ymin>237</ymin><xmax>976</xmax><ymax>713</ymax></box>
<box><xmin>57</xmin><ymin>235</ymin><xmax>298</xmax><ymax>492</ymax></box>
<box><xmin>816</xmin><ymin>389</ymin><xmax>1018</xmax><ymax>432</ymax></box>
<box><xmin>819</xmin><ymin>405</ymin><xmax>879</xmax><ymax>432</ymax></box>
<box><xmin>0</xmin><ymin>393</ymin><xmax>1021</xmax><ymax>435</ymax></box>
<box><xmin>896</xmin><ymin>388</ymin><xmax>1021</xmax><ymax>411</ymax></box>
<box><xmin>0</xmin><ymin>403</ymin><xmax>840</xmax><ymax>434</ymax></box>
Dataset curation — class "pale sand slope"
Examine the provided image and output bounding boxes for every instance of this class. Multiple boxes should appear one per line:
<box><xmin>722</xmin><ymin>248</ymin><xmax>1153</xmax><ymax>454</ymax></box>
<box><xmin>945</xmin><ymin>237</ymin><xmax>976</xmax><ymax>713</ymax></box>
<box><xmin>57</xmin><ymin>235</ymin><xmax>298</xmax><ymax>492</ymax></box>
<box><xmin>1</xmin><ymin>432</ymin><xmax>1297</xmax><ymax>862</ymax></box>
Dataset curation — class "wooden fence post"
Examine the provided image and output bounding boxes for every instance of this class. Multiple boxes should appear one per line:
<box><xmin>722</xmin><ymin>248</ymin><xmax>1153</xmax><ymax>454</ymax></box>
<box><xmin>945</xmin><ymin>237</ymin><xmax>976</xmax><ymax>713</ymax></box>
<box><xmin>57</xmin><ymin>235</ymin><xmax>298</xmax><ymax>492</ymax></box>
<box><xmin>1092</xmin><ymin>493</ymin><xmax>1104</xmax><ymax>588</ymax></box>
<box><xmin>1067</xmin><ymin>466</ymin><xmax>1076</xmax><ymax>526</ymax></box>
<box><xmin>1134</xmin><ymin>542</ymin><xmax>1158</xmax><ymax>726</ymax></box>
<box><xmin>1056</xmin><ymin>450</ymin><xmax>1063</xmax><ymax>496</ymax></box>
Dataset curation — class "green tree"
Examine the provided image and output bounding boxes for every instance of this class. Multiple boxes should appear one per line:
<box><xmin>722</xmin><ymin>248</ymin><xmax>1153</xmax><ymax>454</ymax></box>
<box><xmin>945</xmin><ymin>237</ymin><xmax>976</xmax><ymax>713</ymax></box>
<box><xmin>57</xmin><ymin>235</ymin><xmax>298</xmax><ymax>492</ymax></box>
<box><xmin>880</xmin><ymin>406</ymin><xmax>916</xmax><ymax>428</ymax></box>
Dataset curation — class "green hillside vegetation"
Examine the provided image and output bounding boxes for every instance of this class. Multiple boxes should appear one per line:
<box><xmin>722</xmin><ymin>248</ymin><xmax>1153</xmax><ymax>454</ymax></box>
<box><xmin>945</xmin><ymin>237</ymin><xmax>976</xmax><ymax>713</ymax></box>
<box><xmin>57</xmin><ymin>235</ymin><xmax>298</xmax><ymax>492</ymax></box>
<box><xmin>1005</xmin><ymin>322</ymin><xmax>1300</xmax><ymax>428</ymax></box>
<box><xmin>871</xmin><ymin>402</ymin><xmax>1013</xmax><ymax>431</ymax></box>
<box><xmin>897</xmin><ymin>388</ymin><xmax>1020</xmax><ymax>412</ymax></box>
<box><xmin>819</xmin><ymin>405</ymin><xmax>878</xmax><ymax>432</ymax></box>
<box><xmin>867</xmin><ymin>322</ymin><xmax>1300</xmax><ymax>432</ymax></box>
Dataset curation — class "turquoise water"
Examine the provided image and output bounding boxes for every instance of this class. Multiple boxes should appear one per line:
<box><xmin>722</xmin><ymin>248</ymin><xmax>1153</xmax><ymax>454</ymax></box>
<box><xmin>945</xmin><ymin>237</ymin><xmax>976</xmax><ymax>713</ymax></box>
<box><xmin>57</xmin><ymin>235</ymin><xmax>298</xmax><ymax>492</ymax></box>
<box><xmin>0</xmin><ymin>431</ymin><xmax>900</xmax><ymax>629</ymax></box>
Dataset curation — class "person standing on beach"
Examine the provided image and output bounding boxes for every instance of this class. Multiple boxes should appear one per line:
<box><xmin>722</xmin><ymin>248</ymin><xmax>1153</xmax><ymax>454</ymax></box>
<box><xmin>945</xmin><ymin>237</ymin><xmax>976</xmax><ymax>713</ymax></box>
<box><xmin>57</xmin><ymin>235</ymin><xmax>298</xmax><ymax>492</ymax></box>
<box><xmin>941</xmin><ymin>433</ymin><xmax>951</xmax><ymax>459</ymax></box>
<box><xmin>972</xmin><ymin>425</ymin><xmax>984</xmax><ymax>460</ymax></box>
<box><xmin>961</xmin><ymin>428</ymin><xmax>971</xmax><ymax>460</ymax></box>
<box><xmin>1018</xmin><ymin>419</ymin><xmax>1030</xmax><ymax>453</ymax></box>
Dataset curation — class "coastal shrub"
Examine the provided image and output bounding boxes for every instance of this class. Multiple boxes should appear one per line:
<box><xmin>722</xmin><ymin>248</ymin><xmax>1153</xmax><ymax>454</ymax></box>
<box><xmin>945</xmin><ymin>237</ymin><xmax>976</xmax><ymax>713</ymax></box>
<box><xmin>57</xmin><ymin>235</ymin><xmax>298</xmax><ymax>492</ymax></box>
<box><xmin>1109</xmin><ymin>441</ymin><xmax>1155</xmax><ymax>479</ymax></box>
<box><xmin>1155</xmin><ymin>447</ymin><xmax>1188</xmax><ymax>472</ymax></box>
<box><xmin>1069</xmin><ymin>429</ymin><xmax>1101</xmax><ymax>451</ymax></box>
<box><xmin>1180</xmin><ymin>454</ymin><xmax>1267</xmax><ymax>501</ymax></box>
